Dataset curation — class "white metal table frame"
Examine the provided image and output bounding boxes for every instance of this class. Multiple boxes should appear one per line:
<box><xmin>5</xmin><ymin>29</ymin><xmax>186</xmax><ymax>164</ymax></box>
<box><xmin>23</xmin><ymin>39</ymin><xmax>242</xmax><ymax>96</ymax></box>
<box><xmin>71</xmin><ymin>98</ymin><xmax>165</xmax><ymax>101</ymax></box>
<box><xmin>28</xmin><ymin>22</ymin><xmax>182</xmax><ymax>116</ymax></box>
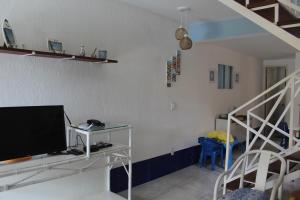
<box><xmin>66</xmin><ymin>124</ymin><xmax>133</xmax><ymax>200</ymax></box>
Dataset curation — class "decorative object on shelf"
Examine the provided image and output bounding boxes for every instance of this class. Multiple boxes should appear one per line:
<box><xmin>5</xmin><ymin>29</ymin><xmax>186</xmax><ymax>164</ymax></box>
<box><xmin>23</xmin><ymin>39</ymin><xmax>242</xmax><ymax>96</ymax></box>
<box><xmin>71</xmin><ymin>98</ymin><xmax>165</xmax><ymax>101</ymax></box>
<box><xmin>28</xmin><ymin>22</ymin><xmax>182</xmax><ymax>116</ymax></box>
<box><xmin>91</xmin><ymin>48</ymin><xmax>97</xmax><ymax>58</ymax></box>
<box><xmin>176</xmin><ymin>50</ymin><xmax>181</xmax><ymax>75</ymax></box>
<box><xmin>79</xmin><ymin>45</ymin><xmax>85</xmax><ymax>56</ymax></box>
<box><xmin>48</xmin><ymin>39</ymin><xmax>63</xmax><ymax>53</ymax></box>
<box><xmin>235</xmin><ymin>72</ymin><xmax>239</xmax><ymax>83</ymax></box>
<box><xmin>98</xmin><ymin>50</ymin><xmax>107</xmax><ymax>60</ymax></box>
<box><xmin>209</xmin><ymin>70</ymin><xmax>215</xmax><ymax>82</ymax></box>
<box><xmin>21</xmin><ymin>44</ymin><xmax>25</xmax><ymax>49</ymax></box>
<box><xmin>2</xmin><ymin>19</ymin><xmax>17</xmax><ymax>48</ymax></box>
<box><xmin>175</xmin><ymin>7</ymin><xmax>193</xmax><ymax>51</ymax></box>
<box><xmin>166</xmin><ymin>60</ymin><xmax>172</xmax><ymax>87</ymax></box>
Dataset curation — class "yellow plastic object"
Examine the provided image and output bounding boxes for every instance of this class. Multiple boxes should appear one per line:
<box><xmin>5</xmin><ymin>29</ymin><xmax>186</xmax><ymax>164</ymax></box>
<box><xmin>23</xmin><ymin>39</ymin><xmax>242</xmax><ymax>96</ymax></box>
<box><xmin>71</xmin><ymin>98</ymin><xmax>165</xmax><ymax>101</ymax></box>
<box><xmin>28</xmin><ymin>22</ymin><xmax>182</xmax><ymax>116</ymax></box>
<box><xmin>208</xmin><ymin>130</ymin><xmax>234</xmax><ymax>144</ymax></box>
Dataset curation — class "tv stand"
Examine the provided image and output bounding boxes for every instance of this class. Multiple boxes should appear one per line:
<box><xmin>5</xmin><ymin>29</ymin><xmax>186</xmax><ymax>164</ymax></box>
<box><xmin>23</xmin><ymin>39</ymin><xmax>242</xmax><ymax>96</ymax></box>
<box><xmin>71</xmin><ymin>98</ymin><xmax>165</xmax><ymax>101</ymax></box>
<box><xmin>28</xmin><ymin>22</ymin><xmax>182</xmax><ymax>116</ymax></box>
<box><xmin>0</xmin><ymin>123</ymin><xmax>132</xmax><ymax>200</ymax></box>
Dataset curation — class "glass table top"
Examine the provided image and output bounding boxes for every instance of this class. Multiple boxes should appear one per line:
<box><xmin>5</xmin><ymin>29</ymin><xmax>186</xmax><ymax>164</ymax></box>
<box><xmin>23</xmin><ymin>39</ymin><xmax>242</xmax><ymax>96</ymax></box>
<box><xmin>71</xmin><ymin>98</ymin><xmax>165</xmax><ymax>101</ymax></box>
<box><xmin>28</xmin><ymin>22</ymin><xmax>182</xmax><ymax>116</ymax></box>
<box><xmin>71</xmin><ymin>123</ymin><xmax>130</xmax><ymax>132</ymax></box>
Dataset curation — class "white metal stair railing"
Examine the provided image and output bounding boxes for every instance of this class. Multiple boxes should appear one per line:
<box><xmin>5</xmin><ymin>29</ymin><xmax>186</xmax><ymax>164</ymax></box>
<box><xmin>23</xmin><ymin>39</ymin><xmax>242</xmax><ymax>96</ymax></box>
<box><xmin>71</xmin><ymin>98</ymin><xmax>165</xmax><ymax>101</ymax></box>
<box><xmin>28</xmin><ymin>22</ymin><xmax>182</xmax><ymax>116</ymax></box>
<box><xmin>223</xmin><ymin>69</ymin><xmax>300</xmax><ymax>188</ymax></box>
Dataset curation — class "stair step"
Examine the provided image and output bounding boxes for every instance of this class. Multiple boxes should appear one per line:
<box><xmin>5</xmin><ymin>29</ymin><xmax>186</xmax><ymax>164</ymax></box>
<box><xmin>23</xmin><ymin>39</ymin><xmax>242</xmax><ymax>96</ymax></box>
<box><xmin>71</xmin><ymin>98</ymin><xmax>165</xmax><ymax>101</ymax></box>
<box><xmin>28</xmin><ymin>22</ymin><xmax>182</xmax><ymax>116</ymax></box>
<box><xmin>287</xmin><ymin>151</ymin><xmax>300</xmax><ymax>161</ymax></box>
<box><xmin>253</xmin><ymin>7</ymin><xmax>276</xmax><ymax>23</ymax></box>
<box><xmin>227</xmin><ymin>171</ymin><xmax>274</xmax><ymax>191</ymax></box>
<box><xmin>283</xmin><ymin>26</ymin><xmax>300</xmax><ymax>37</ymax></box>
<box><xmin>248</xmin><ymin>0</ymin><xmax>277</xmax><ymax>9</ymax></box>
<box><xmin>235</xmin><ymin>0</ymin><xmax>247</xmax><ymax>6</ymax></box>
<box><xmin>249</xmin><ymin>2</ymin><xmax>297</xmax><ymax>24</ymax></box>
<box><xmin>227</xmin><ymin>171</ymin><xmax>256</xmax><ymax>191</ymax></box>
<box><xmin>278</xmin><ymin>19</ymin><xmax>300</xmax><ymax>26</ymax></box>
<box><xmin>226</xmin><ymin>151</ymin><xmax>300</xmax><ymax>191</ymax></box>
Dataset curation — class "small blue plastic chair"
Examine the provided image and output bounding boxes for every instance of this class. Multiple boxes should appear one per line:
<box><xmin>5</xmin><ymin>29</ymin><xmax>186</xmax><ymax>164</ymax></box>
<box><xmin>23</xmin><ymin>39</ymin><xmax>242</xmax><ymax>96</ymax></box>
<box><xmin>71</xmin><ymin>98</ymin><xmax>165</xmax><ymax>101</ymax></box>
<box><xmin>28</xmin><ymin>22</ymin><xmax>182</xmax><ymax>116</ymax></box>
<box><xmin>198</xmin><ymin>137</ymin><xmax>224</xmax><ymax>171</ymax></box>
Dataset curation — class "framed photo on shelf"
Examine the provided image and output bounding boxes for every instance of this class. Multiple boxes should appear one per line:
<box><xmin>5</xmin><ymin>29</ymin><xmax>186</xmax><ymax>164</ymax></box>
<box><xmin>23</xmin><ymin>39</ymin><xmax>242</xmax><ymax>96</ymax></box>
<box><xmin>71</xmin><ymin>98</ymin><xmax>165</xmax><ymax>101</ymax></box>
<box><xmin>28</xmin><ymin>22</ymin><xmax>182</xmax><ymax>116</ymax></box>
<box><xmin>47</xmin><ymin>39</ymin><xmax>63</xmax><ymax>53</ymax></box>
<box><xmin>2</xmin><ymin>19</ymin><xmax>16</xmax><ymax>48</ymax></box>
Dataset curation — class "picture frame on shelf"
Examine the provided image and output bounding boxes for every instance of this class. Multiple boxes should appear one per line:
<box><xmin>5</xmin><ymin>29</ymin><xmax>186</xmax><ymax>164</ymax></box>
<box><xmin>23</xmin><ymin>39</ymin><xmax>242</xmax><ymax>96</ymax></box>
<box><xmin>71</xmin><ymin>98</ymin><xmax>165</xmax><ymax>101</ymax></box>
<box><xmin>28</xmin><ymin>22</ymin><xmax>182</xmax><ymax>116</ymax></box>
<box><xmin>2</xmin><ymin>19</ymin><xmax>17</xmax><ymax>48</ymax></box>
<box><xmin>47</xmin><ymin>39</ymin><xmax>63</xmax><ymax>53</ymax></box>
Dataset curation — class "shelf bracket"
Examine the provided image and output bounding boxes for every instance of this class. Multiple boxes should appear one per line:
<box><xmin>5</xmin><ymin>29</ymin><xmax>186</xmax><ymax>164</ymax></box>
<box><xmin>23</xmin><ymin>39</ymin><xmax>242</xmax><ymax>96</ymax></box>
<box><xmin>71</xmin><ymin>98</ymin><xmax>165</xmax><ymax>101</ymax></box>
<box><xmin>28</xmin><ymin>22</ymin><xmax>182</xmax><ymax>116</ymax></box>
<box><xmin>95</xmin><ymin>60</ymin><xmax>108</xmax><ymax>64</ymax></box>
<box><xmin>23</xmin><ymin>51</ymin><xmax>36</xmax><ymax>56</ymax></box>
<box><xmin>61</xmin><ymin>56</ymin><xmax>75</xmax><ymax>60</ymax></box>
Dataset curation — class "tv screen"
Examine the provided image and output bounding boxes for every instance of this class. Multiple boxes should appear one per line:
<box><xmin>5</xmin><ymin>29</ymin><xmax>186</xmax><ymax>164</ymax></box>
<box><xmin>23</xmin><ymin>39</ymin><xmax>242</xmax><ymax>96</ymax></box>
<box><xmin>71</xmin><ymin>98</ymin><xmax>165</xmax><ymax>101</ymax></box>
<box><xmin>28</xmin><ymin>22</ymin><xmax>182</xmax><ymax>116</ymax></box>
<box><xmin>0</xmin><ymin>105</ymin><xmax>66</xmax><ymax>162</ymax></box>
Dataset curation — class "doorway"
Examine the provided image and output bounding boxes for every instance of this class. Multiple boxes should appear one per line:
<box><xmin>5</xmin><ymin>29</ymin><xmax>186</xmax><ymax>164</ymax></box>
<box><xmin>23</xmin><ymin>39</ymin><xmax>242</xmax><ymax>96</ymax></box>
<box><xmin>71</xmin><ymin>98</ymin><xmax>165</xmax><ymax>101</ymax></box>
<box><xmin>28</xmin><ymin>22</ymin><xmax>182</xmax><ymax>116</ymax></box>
<box><xmin>264</xmin><ymin>66</ymin><xmax>287</xmax><ymax>137</ymax></box>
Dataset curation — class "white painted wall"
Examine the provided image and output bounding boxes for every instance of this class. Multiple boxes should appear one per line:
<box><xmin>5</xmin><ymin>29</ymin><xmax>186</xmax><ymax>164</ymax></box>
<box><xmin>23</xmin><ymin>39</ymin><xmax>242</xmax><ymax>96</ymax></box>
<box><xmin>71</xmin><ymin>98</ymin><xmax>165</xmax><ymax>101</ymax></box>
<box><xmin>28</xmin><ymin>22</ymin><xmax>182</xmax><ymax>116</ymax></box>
<box><xmin>0</xmin><ymin>0</ymin><xmax>262</xmax><ymax>162</ymax></box>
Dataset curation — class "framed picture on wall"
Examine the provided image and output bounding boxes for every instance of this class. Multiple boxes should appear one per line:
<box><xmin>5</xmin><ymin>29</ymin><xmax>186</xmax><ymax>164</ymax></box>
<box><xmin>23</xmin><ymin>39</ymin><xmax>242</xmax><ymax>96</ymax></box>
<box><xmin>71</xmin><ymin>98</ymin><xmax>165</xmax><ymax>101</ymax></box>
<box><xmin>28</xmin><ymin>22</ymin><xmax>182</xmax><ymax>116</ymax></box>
<box><xmin>176</xmin><ymin>50</ymin><xmax>181</xmax><ymax>75</ymax></box>
<box><xmin>166</xmin><ymin>60</ymin><xmax>172</xmax><ymax>87</ymax></box>
<box><xmin>2</xmin><ymin>19</ymin><xmax>17</xmax><ymax>48</ymax></box>
<box><xmin>209</xmin><ymin>70</ymin><xmax>215</xmax><ymax>82</ymax></box>
<box><xmin>172</xmin><ymin>56</ymin><xmax>177</xmax><ymax>82</ymax></box>
<box><xmin>235</xmin><ymin>73</ymin><xmax>240</xmax><ymax>83</ymax></box>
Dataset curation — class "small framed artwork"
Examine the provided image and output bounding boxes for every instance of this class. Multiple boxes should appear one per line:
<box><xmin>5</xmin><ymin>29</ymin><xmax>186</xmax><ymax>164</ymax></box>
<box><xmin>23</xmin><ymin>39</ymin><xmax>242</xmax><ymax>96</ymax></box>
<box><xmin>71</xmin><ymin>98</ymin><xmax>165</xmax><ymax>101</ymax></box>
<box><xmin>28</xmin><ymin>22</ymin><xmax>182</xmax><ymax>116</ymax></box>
<box><xmin>235</xmin><ymin>73</ymin><xmax>239</xmax><ymax>83</ymax></box>
<box><xmin>2</xmin><ymin>19</ymin><xmax>17</xmax><ymax>48</ymax></box>
<box><xmin>176</xmin><ymin>50</ymin><xmax>181</xmax><ymax>75</ymax></box>
<box><xmin>209</xmin><ymin>70</ymin><xmax>215</xmax><ymax>82</ymax></box>
<box><xmin>172</xmin><ymin>56</ymin><xmax>177</xmax><ymax>82</ymax></box>
<box><xmin>166</xmin><ymin>60</ymin><xmax>172</xmax><ymax>87</ymax></box>
<box><xmin>47</xmin><ymin>39</ymin><xmax>63</xmax><ymax>53</ymax></box>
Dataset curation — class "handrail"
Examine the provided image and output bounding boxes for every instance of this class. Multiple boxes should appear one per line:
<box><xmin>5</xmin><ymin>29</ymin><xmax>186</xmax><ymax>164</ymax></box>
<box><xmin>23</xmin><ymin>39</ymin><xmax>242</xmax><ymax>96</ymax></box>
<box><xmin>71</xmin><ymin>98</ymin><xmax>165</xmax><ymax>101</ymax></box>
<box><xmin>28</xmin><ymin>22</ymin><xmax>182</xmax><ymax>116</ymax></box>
<box><xmin>225</xmin><ymin>68</ymin><xmax>300</xmax><ymax>174</ymax></box>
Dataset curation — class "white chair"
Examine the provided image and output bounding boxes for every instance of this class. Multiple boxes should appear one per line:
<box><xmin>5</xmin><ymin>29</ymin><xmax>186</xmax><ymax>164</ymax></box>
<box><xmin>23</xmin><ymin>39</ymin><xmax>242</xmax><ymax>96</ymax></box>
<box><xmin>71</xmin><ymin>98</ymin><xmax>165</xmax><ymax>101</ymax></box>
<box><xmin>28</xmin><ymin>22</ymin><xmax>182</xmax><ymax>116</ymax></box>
<box><xmin>213</xmin><ymin>150</ymin><xmax>286</xmax><ymax>200</ymax></box>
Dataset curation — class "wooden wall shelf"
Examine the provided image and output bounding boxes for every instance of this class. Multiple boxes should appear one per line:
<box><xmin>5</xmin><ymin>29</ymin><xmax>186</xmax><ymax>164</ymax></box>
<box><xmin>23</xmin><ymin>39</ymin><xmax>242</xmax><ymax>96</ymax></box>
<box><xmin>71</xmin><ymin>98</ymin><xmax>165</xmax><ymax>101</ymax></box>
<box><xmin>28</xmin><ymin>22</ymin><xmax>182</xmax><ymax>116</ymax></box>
<box><xmin>0</xmin><ymin>47</ymin><xmax>118</xmax><ymax>64</ymax></box>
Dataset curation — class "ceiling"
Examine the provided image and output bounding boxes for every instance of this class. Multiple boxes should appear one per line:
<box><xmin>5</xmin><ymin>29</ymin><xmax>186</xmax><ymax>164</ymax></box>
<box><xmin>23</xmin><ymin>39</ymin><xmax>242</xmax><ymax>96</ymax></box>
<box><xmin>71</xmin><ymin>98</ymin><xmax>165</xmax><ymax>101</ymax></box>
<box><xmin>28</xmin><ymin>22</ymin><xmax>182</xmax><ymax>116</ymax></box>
<box><xmin>119</xmin><ymin>0</ymin><xmax>297</xmax><ymax>59</ymax></box>
<box><xmin>118</xmin><ymin>0</ymin><xmax>238</xmax><ymax>22</ymax></box>
<box><xmin>205</xmin><ymin>33</ymin><xmax>297</xmax><ymax>59</ymax></box>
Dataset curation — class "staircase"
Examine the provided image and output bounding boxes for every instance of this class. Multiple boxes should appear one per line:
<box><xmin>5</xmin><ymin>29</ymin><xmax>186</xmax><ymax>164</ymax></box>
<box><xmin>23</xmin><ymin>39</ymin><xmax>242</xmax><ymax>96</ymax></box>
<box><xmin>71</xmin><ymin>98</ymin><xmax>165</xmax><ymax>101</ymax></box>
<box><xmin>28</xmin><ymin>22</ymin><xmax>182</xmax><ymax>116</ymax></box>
<box><xmin>221</xmin><ymin>67</ymin><xmax>300</xmax><ymax>193</ymax></box>
<box><xmin>219</xmin><ymin>0</ymin><xmax>300</xmax><ymax>50</ymax></box>
<box><xmin>218</xmin><ymin>0</ymin><xmax>300</xmax><ymax>196</ymax></box>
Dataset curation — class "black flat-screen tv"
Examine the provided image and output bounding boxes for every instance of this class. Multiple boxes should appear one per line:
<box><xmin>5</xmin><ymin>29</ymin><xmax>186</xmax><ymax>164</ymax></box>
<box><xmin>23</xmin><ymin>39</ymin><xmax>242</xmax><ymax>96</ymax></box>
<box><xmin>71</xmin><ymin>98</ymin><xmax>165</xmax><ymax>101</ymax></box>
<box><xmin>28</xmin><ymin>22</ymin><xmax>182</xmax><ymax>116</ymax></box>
<box><xmin>0</xmin><ymin>105</ymin><xmax>66</xmax><ymax>162</ymax></box>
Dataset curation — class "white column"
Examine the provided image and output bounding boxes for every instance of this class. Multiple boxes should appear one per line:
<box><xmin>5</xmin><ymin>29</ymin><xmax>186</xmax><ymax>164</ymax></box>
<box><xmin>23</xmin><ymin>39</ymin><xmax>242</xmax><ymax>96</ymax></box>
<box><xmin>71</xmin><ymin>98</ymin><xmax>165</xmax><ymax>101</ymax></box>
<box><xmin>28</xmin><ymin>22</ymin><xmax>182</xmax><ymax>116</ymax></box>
<box><xmin>106</xmin><ymin>132</ymin><xmax>111</xmax><ymax>191</ymax></box>
<box><xmin>128</xmin><ymin>127</ymin><xmax>132</xmax><ymax>200</ymax></box>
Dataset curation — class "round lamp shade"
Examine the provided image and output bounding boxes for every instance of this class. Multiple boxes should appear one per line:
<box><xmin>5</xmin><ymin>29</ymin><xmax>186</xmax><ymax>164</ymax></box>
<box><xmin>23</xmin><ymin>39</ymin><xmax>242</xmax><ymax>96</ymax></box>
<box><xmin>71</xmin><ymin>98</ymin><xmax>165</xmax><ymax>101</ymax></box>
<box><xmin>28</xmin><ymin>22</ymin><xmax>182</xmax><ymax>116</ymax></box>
<box><xmin>175</xmin><ymin>26</ymin><xmax>188</xmax><ymax>40</ymax></box>
<box><xmin>180</xmin><ymin>34</ymin><xmax>193</xmax><ymax>50</ymax></box>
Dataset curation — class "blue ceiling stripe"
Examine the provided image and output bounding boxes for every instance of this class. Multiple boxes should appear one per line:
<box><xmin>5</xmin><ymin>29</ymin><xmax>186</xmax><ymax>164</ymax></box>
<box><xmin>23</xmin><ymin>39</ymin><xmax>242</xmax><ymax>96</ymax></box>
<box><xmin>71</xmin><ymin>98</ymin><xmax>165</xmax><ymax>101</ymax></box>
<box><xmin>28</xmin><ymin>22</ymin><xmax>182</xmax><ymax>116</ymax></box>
<box><xmin>189</xmin><ymin>17</ymin><xmax>266</xmax><ymax>42</ymax></box>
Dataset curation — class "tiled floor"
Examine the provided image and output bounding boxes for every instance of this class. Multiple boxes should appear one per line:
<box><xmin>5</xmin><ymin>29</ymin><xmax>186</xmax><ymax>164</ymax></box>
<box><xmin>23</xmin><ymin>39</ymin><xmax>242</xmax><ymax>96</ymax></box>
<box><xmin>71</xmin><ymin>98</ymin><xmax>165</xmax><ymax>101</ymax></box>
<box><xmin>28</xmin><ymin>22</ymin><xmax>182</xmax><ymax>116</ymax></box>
<box><xmin>120</xmin><ymin>164</ymin><xmax>300</xmax><ymax>200</ymax></box>
<box><xmin>120</xmin><ymin>165</ymin><xmax>222</xmax><ymax>200</ymax></box>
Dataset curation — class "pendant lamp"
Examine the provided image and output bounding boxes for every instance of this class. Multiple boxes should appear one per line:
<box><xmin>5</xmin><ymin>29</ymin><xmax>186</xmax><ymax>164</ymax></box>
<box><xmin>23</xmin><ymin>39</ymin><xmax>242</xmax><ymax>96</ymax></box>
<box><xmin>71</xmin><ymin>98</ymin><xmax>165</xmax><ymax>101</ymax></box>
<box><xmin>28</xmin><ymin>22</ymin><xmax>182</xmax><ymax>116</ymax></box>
<box><xmin>175</xmin><ymin>26</ymin><xmax>188</xmax><ymax>41</ymax></box>
<box><xmin>180</xmin><ymin>34</ymin><xmax>193</xmax><ymax>50</ymax></box>
<box><xmin>176</xmin><ymin>7</ymin><xmax>193</xmax><ymax>50</ymax></box>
